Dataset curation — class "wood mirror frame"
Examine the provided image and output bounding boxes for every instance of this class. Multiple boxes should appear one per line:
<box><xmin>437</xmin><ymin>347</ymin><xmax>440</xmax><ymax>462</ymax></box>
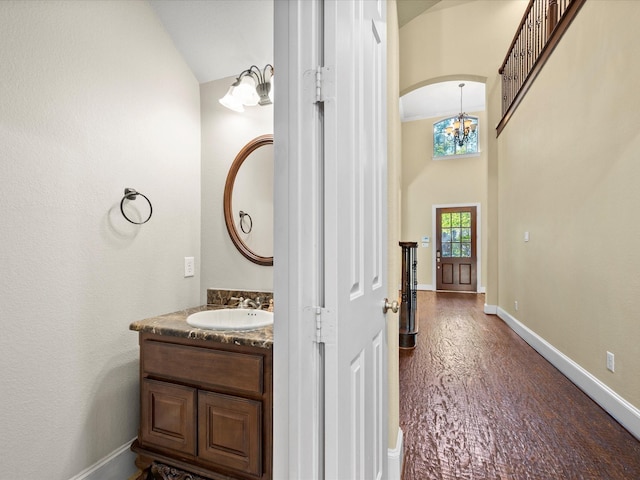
<box><xmin>223</xmin><ymin>134</ymin><xmax>274</xmax><ymax>266</ymax></box>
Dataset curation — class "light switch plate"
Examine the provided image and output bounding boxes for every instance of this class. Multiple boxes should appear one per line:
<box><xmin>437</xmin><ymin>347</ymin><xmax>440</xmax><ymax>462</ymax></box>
<box><xmin>184</xmin><ymin>257</ymin><xmax>195</xmax><ymax>277</ymax></box>
<box><xmin>606</xmin><ymin>351</ymin><xmax>615</xmax><ymax>372</ymax></box>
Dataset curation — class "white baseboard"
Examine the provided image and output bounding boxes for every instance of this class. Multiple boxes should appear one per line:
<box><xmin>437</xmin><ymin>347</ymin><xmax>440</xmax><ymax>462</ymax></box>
<box><xmin>484</xmin><ymin>304</ymin><xmax>497</xmax><ymax>314</ymax></box>
<box><xmin>497</xmin><ymin>308</ymin><xmax>640</xmax><ymax>441</ymax></box>
<box><xmin>68</xmin><ymin>438</ymin><xmax>137</xmax><ymax>480</ymax></box>
<box><xmin>388</xmin><ymin>427</ymin><xmax>404</xmax><ymax>480</ymax></box>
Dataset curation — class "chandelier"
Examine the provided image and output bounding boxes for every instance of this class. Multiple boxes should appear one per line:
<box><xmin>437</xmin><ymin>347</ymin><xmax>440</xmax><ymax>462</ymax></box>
<box><xmin>219</xmin><ymin>64</ymin><xmax>274</xmax><ymax>113</ymax></box>
<box><xmin>446</xmin><ymin>83</ymin><xmax>477</xmax><ymax>147</ymax></box>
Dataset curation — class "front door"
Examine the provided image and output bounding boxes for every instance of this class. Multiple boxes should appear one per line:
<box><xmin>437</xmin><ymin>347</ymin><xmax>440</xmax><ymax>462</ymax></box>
<box><xmin>435</xmin><ymin>206</ymin><xmax>477</xmax><ymax>291</ymax></box>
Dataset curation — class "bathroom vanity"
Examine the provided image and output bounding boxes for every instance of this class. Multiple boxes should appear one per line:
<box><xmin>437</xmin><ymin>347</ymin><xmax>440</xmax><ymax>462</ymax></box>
<box><xmin>130</xmin><ymin>302</ymin><xmax>273</xmax><ymax>480</ymax></box>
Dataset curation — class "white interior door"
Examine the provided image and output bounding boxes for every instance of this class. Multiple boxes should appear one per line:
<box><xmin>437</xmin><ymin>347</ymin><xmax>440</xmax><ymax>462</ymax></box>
<box><xmin>323</xmin><ymin>1</ymin><xmax>388</xmax><ymax>479</ymax></box>
<box><xmin>273</xmin><ymin>1</ymin><xmax>388</xmax><ymax>478</ymax></box>
<box><xmin>273</xmin><ymin>1</ymin><xmax>324</xmax><ymax>478</ymax></box>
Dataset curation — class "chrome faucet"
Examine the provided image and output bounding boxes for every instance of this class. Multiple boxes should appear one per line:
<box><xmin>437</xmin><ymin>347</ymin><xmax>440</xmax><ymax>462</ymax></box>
<box><xmin>230</xmin><ymin>296</ymin><xmax>261</xmax><ymax>309</ymax></box>
<box><xmin>245</xmin><ymin>297</ymin><xmax>260</xmax><ymax>309</ymax></box>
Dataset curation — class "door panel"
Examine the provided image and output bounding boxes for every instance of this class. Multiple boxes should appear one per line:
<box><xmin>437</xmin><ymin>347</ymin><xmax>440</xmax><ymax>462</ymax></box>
<box><xmin>323</xmin><ymin>1</ymin><xmax>388</xmax><ymax>479</ymax></box>
<box><xmin>198</xmin><ymin>390</ymin><xmax>262</xmax><ymax>476</ymax></box>
<box><xmin>442</xmin><ymin>264</ymin><xmax>453</xmax><ymax>284</ymax></box>
<box><xmin>459</xmin><ymin>264</ymin><xmax>472</xmax><ymax>284</ymax></box>
<box><xmin>436</xmin><ymin>206</ymin><xmax>477</xmax><ymax>291</ymax></box>
<box><xmin>140</xmin><ymin>379</ymin><xmax>197</xmax><ymax>457</ymax></box>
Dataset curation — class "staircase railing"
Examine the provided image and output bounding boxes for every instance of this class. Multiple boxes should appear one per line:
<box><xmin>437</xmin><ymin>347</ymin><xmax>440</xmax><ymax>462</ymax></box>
<box><xmin>497</xmin><ymin>0</ymin><xmax>586</xmax><ymax>135</ymax></box>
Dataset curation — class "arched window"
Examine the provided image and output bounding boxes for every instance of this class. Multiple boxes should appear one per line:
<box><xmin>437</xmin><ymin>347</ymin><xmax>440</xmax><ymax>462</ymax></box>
<box><xmin>433</xmin><ymin>116</ymin><xmax>479</xmax><ymax>158</ymax></box>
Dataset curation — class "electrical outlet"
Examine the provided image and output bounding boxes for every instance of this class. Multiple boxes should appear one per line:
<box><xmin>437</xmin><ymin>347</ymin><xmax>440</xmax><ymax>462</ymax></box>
<box><xmin>606</xmin><ymin>351</ymin><xmax>615</xmax><ymax>372</ymax></box>
<box><xmin>514</xmin><ymin>300</ymin><xmax>519</xmax><ymax>311</ymax></box>
<box><xmin>184</xmin><ymin>256</ymin><xmax>195</xmax><ymax>277</ymax></box>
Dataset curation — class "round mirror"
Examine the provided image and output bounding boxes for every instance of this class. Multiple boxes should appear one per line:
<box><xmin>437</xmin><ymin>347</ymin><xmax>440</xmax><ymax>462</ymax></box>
<box><xmin>223</xmin><ymin>134</ymin><xmax>273</xmax><ymax>266</ymax></box>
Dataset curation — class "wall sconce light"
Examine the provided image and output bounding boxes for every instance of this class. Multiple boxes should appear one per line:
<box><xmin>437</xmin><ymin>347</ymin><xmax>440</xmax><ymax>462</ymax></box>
<box><xmin>219</xmin><ymin>64</ymin><xmax>274</xmax><ymax>113</ymax></box>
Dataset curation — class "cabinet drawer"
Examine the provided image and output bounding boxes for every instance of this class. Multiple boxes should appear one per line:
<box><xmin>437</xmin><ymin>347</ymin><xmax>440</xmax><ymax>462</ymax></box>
<box><xmin>140</xmin><ymin>379</ymin><xmax>196</xmax><ymax>457</ymax></box>
<box><xmin>143</xmin><ymin>340</ymin><xmax>264</xmax><ymax>395</ymax></box>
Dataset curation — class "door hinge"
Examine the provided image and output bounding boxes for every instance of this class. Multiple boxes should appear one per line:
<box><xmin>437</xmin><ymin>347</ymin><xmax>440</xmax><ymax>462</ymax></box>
<box><xmin>311</xmin><ymin>306</ymin><xmax>336</xmax><ymax>345</ymax></box>
<box><xmin>314</xmin><ymin>65</ymin><xmax>334</xmax><ymax>104</ymax></box>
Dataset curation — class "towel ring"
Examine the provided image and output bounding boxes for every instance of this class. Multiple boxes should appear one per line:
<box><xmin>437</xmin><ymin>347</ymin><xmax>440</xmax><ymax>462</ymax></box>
<box><xmin>239</xmin><ymin>210</ymin><xmax>253</xmax><ymax>234</ymax></box>
<box><xmin>120</xmin><ymin>188</ymin><xmax>153</xmax><ymax>225</ymax></box>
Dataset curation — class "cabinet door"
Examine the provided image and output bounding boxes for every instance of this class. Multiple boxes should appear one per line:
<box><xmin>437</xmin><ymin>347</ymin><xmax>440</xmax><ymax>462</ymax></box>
<box><xmin>198</xmin><ymin>390</ymin><xmax>262</xmax><ymax>476</ymax></box>
<box><xmin>141</xmin><ymin>379</ymin><xmax>196</xmax><ymax>457</ymax></box>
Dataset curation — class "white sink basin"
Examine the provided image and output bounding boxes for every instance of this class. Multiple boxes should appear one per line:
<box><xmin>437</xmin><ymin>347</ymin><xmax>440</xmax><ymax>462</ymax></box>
<box><xmin>187</xmin><ymin>308</ymin><xmax>273</xmax><ymax>331</ymax></box>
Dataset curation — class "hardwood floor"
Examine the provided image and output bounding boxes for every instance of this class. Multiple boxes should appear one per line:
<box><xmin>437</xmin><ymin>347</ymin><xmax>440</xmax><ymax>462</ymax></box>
<box><xmin>399</xmin><ymin>291</ymin><xmax>640</xmax><ymax>480</ymax></box>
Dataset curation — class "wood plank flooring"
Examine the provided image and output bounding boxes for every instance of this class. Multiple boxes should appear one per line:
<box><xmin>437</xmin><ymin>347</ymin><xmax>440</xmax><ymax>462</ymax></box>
<box><xmin>399</xmin><ymin>292</ymin><xmax>640</xmax><ymax>480</ymax></box>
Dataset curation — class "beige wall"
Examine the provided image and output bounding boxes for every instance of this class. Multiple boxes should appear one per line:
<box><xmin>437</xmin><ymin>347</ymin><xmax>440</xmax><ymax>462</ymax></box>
<box><xmin>200</xmin><ymin>78</ymin><xmax>274</xmax><ymax>300</ymax></box>
<box><xmin>0</xmin><ymin>1</ymin><xmax>201</xmax><ymax>477</ymax></box>
<box><xmin>399</xmin><ymin>0</ymin><xmax>527</xmax><ymax>94</ymax></box>
<box><xmin>400</xmin><ymin>0</ymin><xmax>527</xmax><ymax>299</ymax></box>
<box><xmin>497</xmin><ymin>0</ymin><xmax>640</xmax><ymax>409</ymax></box>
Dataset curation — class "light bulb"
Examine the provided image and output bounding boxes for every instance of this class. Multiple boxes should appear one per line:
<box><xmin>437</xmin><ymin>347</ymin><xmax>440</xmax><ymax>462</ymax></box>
<box><xmin>233</xmin><ymin>76</ymin><xmax>259</xmax><ymax>106</ymax></box>
<box><xmin>219</xmin><ymin>86</ymin><xmax>244</xmax><ymax>112</ymax></box>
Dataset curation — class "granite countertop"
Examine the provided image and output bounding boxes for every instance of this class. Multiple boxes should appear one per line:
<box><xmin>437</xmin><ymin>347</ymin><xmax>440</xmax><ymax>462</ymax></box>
<box><xmin>129</xmin><ymin>305</ymin><xmax>273</xmax><ymax>349</ymax></box>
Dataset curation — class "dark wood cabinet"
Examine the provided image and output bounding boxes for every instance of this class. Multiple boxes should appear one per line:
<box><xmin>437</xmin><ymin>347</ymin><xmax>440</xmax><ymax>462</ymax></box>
<box><xmin>198</xmin><ymin>391</ymin><xmax>262</xmax><ymax>476</ymax></box>
<box><xmin>141</xmin><ymin>379</ymin><xmax>197</xmax><ymax>457</ymax></box>
<box><xmin>132</xmin><ymin>332</ymin><xmax>272</xmax><ymax>480</ymax></box>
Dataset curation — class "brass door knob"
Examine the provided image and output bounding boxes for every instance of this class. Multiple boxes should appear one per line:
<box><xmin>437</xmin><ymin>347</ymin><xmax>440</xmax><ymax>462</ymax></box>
<box><xmin>383</xmin><ymin>298</ymin><xmax>399</xmax><ymax>314</ymax></box>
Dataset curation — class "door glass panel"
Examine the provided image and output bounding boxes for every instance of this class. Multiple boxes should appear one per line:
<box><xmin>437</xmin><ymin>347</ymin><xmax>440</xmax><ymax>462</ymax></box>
<box><xmin>451</xmin><ymin>228</ymin><xmax>460</xmax><ymax>242</ymax></box>
<box><xmin>461</xmin><ymin>228</ymin><xmax>471</xmax><ymax>242</ymax></box>
<box><xmin>451</xmin><ymin>212</ymin><xmax>461</xmax><ymax>227</ymax></box>
<box><xmin>442</xmin><ymin>243</ymin><xmax>451</xmax><ymax>257</ymax></box>
<box><xmin>461</xmin><ymin>243</ymin><xmax>471</xmax><ymax>257</ymax></box>
<box><xmin>461</xmin><ymin>212</ymin><xmax>471</xmax><ymax>227</ymax></box>
<box><xmin>452</xmin><ymin>243</ymin><xmax>461</xmax><ymax>257</ymax></box>
<box><xmin>442</xmin><ymin>229</ymin><xmax>451</xmax><ymax>243</ymax></box>
<box><xmin>441</xmin><ymin>213</ymin><xmax>451</xmax><ymax>228</ymax></box>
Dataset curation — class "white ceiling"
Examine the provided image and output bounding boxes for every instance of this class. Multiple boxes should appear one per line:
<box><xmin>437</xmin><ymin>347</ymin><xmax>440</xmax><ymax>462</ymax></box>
<box><xmin>149</xmin><ymin>0</ymin><xmax>484</xmax><ymax>119</ymax></box>
<box><xmin>149</xmin><ymin>0</ymin><xmax>273</xmax><ymax>84</ymax></box>
<box><xmin>400</xmin><ymin>81</ymin><xmax>486</xmax><ymax>122</ymax></box>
